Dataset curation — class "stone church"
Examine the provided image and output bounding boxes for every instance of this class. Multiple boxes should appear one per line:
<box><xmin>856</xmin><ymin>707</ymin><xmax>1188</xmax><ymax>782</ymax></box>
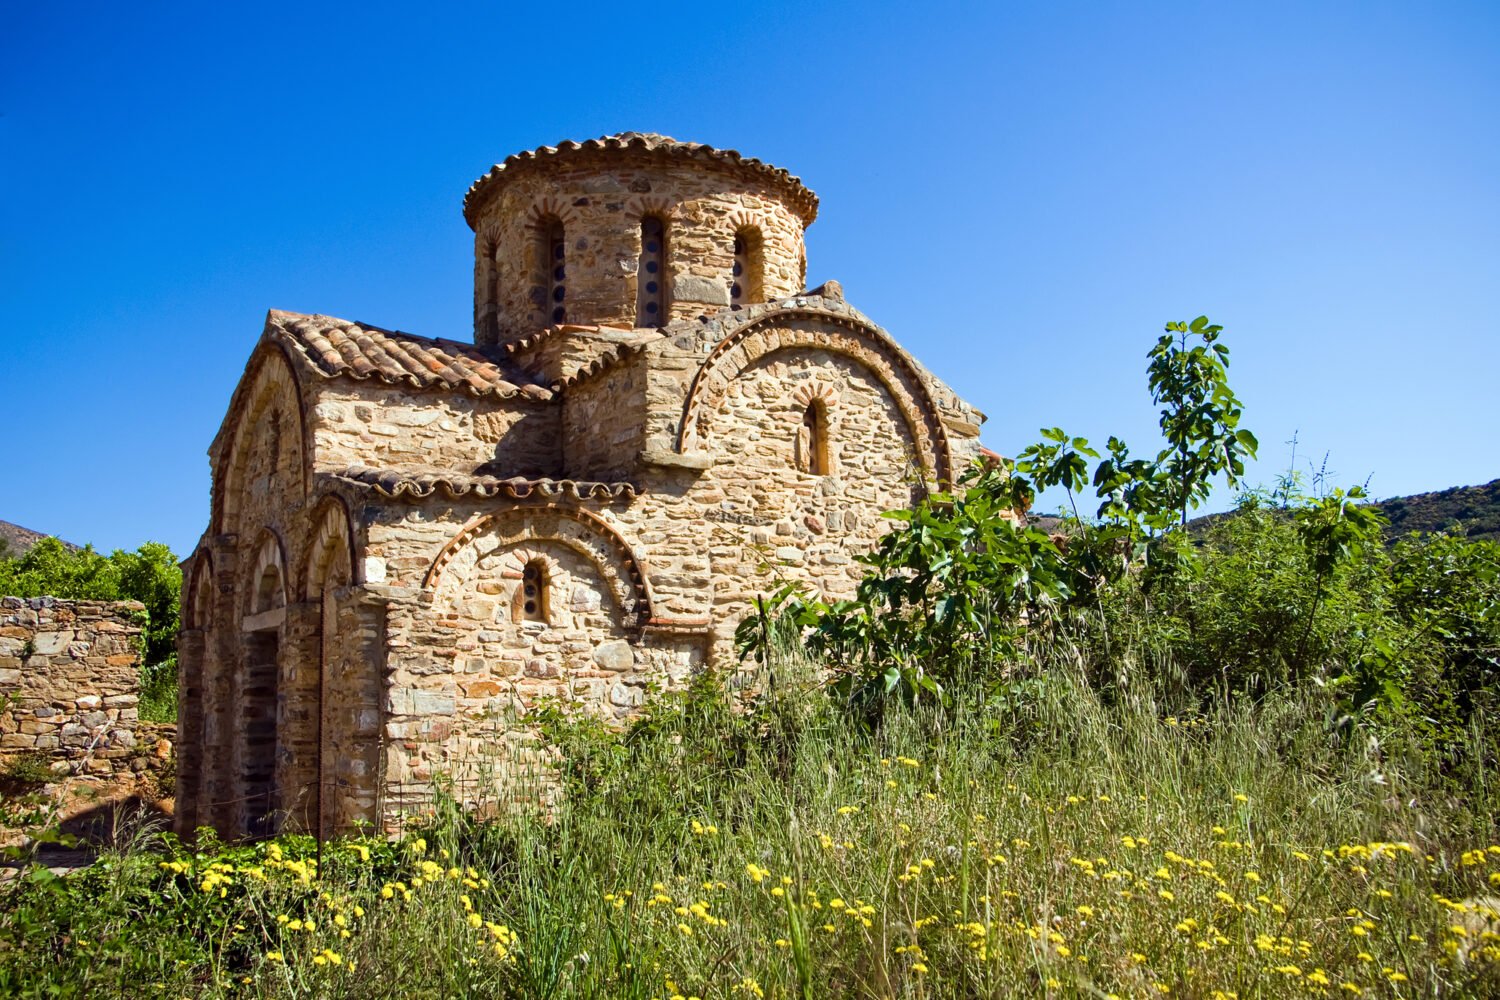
<box><xmin>176</xmin><ymin>133</ymin><xmax>985</xmax><ymax>840</ymax></box>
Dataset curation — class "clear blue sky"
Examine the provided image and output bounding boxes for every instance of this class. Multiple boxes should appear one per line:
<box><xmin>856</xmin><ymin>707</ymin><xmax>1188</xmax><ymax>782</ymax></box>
<box><xmin>3</xmin><ymin>1</ymin><xmax>1497</xmax><ymax>558</ymax></box>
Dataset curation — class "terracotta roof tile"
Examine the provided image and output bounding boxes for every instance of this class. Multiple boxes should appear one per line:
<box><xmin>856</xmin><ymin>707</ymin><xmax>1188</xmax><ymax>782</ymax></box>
<box><xmin>267</xmin><ymin>310</ymin><xmax>551</xmax><ymax>401</ymax></box>
<box><xmin>464</xmin><ymin>132</ymin><xmax>818</xmax><ymax>227</ymax></box>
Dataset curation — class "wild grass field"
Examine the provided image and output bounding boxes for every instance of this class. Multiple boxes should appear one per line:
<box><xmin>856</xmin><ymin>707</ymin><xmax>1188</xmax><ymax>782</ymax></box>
<box><xmin>1</xmin><ymin>655</ymin><xmax>1497</xmax><ymax>998</ymax></box>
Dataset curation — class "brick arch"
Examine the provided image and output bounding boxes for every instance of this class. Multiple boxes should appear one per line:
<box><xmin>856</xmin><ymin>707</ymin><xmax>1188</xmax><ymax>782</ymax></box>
<box><xmin>245</xmin><ymin>529</ymin><xmax>288</xmax><ymax>616</ymax></box>
<box><xmin>676</xmin><ymin>311</ymin><xmax>953</xmax><ymax>483</ymax></box>
<box><xmin>726</xmin><ymin>208</ymin><xmax>763</xmax><ymax>232</ymax></box>
<box><xmin>524</xmin><ymin>196</ymin><xmax>581</xmax><ymax>230</ymax></box>
<box><xmin>423</xmin><ymin>506</ymin><xmax>654</xmax><ymax>626</ymax></box>
<box><xmin>790</xmin><ymin>380</ymin><xmax>840</xmax><ymax>410</ymax></box>
<box><xmin>185</xmin><ymin>550</ymin><xmax>216</xmax><ymax>630</ymax></box>
<box><xmin>215</xmin><ymin>345</ymin><xmax>308</xmax><ymax>534</ymax></box>
<box><xmin>475</xmin><ymin>218</ymin><xmax>504</xmax><ymax>251</ymax></box>
<box><xmin>623</xmin><ymin>195</ymin><xmax>676</xmax><ymax>220</ymax></box>
<box><xmin>302</xmin><ymin>497</ymin><xmax>356</xmax><ymax>600</ymax></box>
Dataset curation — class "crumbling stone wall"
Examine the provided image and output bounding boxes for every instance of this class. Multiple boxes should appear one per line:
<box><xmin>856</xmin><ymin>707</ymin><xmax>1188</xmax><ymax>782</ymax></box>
<box><xmin>0</xmin><ymin>597</ymin><xmax>169</xmax><ymax>776</ymax></box>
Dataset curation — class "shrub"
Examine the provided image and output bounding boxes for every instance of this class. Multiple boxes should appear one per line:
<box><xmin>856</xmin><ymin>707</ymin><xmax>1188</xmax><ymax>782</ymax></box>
<box><xmin>0</xmin><ymin>752</ymin><xmax>56</xmax><ymax>790</ymax></box>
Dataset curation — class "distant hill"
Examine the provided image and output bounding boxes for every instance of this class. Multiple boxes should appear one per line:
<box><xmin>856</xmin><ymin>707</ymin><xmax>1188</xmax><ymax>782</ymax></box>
<box><xmin>1030</xmin><ymin>478</ymin><xmax>1500</xmax><ymax>545</ymax></box>
<box><xmin>1374</xmin><ymin>479</ymin><xmax>1500</xmax><ymax>543</ymax></box>
<box><xmin>0</xmin><ymin>520</ymin><xmax>78</xmax><ymax>558</ymax></box>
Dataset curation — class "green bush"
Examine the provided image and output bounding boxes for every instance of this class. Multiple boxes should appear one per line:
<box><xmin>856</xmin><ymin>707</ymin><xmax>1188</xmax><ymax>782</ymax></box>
<box><xmin>0</xmin><ymin>752</ymin><xmax>56</xmax><ymax>789</ymax></box>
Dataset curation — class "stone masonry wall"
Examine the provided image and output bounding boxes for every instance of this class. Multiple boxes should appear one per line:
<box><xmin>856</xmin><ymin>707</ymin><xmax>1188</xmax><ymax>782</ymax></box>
<box><xmin>692</xmin><ymin>346</ymin><xmax>924</xmax><ymax>636</ymax></box>
<box><xmin>562</xmin><ymin>359</ymin><xmax>648</xmax><ymax>482</ymax></box>
<box><xmin>471</xmin><ymin>153</ymin><xmax>807</xmax><ymax>344</ymax></box>
<box><xmin>0</xmin><ymin>597</ymin><xmax>169</xmax><ymax>776</ymax></box>
<box><xmin>310</xmin><ymin>385</ymin><xmax>561</xmax><ymax>479</ymax></box>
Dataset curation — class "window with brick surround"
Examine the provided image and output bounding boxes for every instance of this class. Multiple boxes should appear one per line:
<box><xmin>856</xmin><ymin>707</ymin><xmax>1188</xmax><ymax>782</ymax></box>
<box><xmin>538</xmin><ymin>217</ymin><xmax>566</xmax><ymax>325</ymax></box>
<box><xmin>732</xmin><ymin>228</ymin><xmax>764</xmax><ymax>307</ymax></box>
<box><xmin>520</xmin><ymin>560</ymin><xmax>549</xmax><ymax>623</ymax></box>
<box><xmin>797</xmin><ymin>401</ymin><xmax>829</xmax><ymax>476</ymax></box>
<box><xmin>637</xmin><ymin>216</ymin><xmax>668</xmax><ymax>327</ymax></box>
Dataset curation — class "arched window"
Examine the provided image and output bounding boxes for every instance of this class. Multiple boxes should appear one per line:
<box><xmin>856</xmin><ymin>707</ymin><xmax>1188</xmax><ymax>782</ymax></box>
<box><xmin>538</xmin><ymin>217</ymin><xmax>566</xmax><ymax>325</ymax></box>
<box><xmin>637</xmin><ymin>216</ymin><xmax>668</xmax><ymax>327</ymax></box>
<box><xmin>480</xmin><ymin>237</ymin><xmax>500</xmax><ymax>340</ymax></box>
<box><xmin>519</xmin><ymin>560</ymin><xmax>549</xmax><ymax>623</ymax></box>
<box><xmin>731</xmin><ymin>228</ymin><xmax>764</xmax><ymax>308</ymax></box>
<box><xmin>796</xmin><ymin>402</ymin><xmax>829</xmax><ymax>476</ymax></box>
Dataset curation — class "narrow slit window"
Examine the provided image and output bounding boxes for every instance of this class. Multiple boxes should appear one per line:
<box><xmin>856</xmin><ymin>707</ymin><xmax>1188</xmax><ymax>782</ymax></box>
<box><xmin>539</xmin><ymin>218</ymin><xmax>566</xmax><ymax>325</ymax></box>
<box><xmin>521</xmin><ymin>561</ymin><xmax>548</xmax><ymax>623</ymax></box>
<box><xmin>637</xmin><ymin>216</ymin><xmax>668</xmax><ymax>327</ymax></box>
<box><xmin>732</xmin><ymin>228</ymin><xmax>763</xmax><ymax>308</ymax></box>
<box><xmin>797</xmin><ymin>402</ymin><xmax>829</xmax><ymax>476</ymax></box>
<box><xmin>481</xmin><ymin>238</ymin><xmax>500</xmax><ymax>339</ymax></box>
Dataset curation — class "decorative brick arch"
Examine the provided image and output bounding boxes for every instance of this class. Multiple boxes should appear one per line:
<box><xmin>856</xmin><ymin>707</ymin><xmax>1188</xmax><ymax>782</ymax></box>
<box><xmin>623</xmin><ymin>195</ymin><xmax>676</xmax><ymax>221</ymax></box>
<box><xmin>423</xmin><ymin>506</ymin><xmax>654</xmax><ymax>626</ymax></box>
<box><xmin>185</xmin><ymin>550</ymin><xmax>216</xmax><ymax>630</ymax></box>
<box><xmin>676</xmin><ymin>310</ymin><xmax>953</xmax><ymax>483</ymax></box>
<box><xmin>245</xmin><ymin>529</ymin><xmax>288</xmax><ymax>616</ymax></box>
<box><xmin>790</xmin><ymin>380</ymin><xmax>840</xmax><ymax>410</ymax></box>
<box><xmin>524</xmin><ymin>196</ymin><xmax>581</xmax><ymax>230</ymax></box>
<box><xmin>302</xmin><ymin>497</ymin><xmax>357</xmax><ymax>600</ymax></box>
<box><xmin>475</xmin><ymin>218</ymin><xmax>504</xmax><ymax>251</ymax></box>
<box><xmin>726</xmin><ymin>208</ymin><xmax>764</xmax><ymax>233</ymax></box>
<box><xmin>215</xmin><ymin>345</ymin><xmax>308</xmax><ymax>534</ymax></box>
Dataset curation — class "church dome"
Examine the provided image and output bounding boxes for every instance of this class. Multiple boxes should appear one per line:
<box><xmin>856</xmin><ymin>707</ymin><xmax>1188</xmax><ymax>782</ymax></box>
<box><xmin>467</xmin><ymin>133</ymin><xmax>818</xmax><ymax>345</ymax></box>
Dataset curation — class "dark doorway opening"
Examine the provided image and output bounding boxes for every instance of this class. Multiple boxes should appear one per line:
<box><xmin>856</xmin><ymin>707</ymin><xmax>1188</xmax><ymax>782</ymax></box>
<box><xmin>242</xmin><ymin>630</ymin><xmax>280</xmax><ymax>837</ymax></box>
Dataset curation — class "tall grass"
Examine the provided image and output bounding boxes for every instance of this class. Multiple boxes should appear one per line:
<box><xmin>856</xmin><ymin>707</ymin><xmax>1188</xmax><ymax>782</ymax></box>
<box><xmin>2</xmin><ymin>643</ymin><xmax>1497</xmax><ymax>997</ymax></box>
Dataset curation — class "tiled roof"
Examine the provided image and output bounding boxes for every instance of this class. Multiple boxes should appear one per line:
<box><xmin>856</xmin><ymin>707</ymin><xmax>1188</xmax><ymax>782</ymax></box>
<box><xmin>463</xmin><ymin>132</ymin><xmax>819</xmax><ymax>227</ymax></box>
<box><xmin>267</xmin><ymin>310</ymin><xmax>551</xmax><ymax>401</ymax></box>
<box><xmin>331</xmin><ymin>466</ymin><xmax>638</xmax><ymax>502</ymax></box>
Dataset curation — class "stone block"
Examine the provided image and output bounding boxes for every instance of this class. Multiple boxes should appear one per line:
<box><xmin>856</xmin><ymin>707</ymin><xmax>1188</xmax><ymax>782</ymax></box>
<box><xmin>389</xmin><ymin>687</ymin><xmax>456</xmax><ymax>717</ymax></box>
<box><xmin>592</xmin><ymin>639</ymin><xmax>634</xmax><ymax>672</ymax></box>
<box><xmin>672</xmin><ymin>274</ymin><xmax>731</xmax><ymax>306</ymax></box>
<box><xmin>524</xmin><ymin>658</ymin><xmax>557</xmax><ymax>679</ymax></box>
<box><xmin>462</xmin><ymin>679</ymin><xmax>505</xmax><ymax>699</ymax></box>
<box><xmin>610</xmin><ymin>683</ymin><xmax>645</xmax><ymax>708</ymax></box>
<box><xmin>31</xmin><ymin>631</ymin><xmax>72</xmax><ymax>655</ymax></box>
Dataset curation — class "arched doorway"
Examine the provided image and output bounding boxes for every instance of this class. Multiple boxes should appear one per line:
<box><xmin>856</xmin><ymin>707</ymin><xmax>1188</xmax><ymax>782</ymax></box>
<box><xmin>241</xmin><ymin>533</ymin><xmax>286</xmax><ymax>837</ymax></box>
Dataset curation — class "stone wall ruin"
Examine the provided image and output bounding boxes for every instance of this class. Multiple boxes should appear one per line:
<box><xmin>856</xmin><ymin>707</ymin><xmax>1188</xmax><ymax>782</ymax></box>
<box><xmin>0</xmin><ymin>596</ymin><xmax>172</xmax><ymax>777</ymax></box>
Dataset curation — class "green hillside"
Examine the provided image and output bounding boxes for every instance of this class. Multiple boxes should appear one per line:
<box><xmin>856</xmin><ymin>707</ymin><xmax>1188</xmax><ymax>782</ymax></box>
<box><xmin>1375</xmin><ymin>478</ymin><xmax>1500</xmax><ymax>542</ymax></box>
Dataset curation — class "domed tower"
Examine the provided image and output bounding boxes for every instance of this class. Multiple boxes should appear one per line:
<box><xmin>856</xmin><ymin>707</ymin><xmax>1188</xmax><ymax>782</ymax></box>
<box><xmin>464</xmin><ymin>132</ymin><xmax>819</xmax><ymax>346</ymax></box>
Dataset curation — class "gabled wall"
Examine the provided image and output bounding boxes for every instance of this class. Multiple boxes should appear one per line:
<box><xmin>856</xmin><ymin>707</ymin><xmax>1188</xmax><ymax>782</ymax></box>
<box><xmin>309</xmin><ymin>385</ymin><xmax>561</xmax><ymax>479</ymax></box>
